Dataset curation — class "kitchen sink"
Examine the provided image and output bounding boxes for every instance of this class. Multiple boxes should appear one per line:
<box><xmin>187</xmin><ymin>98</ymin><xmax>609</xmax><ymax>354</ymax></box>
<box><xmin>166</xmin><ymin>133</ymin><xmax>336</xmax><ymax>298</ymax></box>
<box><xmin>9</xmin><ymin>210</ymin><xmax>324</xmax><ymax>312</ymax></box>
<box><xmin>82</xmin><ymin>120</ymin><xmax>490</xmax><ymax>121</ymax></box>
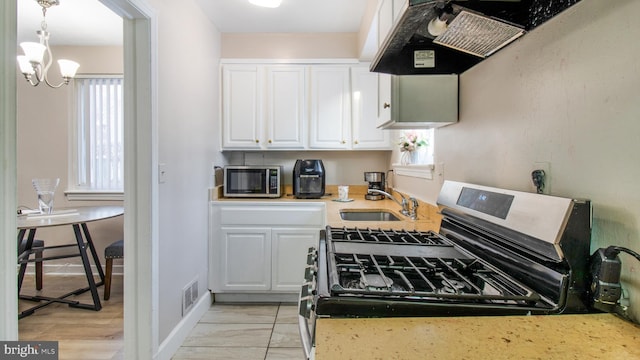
<box><xmin>339</xmin><ymin>209</ymin><xmax>401</xmax><ymax>221</ymax></box>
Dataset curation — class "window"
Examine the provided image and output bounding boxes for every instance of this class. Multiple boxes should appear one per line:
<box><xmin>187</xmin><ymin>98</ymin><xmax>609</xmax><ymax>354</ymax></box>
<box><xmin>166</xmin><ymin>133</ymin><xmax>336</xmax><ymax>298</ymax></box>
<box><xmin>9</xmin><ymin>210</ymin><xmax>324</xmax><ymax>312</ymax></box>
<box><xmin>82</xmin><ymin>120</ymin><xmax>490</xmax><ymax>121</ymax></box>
<box><xmin>67</xmin><ymin>76</ymin><xmax>124</xmax><ymax>200</ymax></box>
<box><xmin>397</xmin><ymin>129</ymin><xmax>434</xmax><ymax>165</ymax></box>
<box><xmin>393</xmin><ymin>129</ymin><xmax>435</xmax><ymax>180</ymax></box>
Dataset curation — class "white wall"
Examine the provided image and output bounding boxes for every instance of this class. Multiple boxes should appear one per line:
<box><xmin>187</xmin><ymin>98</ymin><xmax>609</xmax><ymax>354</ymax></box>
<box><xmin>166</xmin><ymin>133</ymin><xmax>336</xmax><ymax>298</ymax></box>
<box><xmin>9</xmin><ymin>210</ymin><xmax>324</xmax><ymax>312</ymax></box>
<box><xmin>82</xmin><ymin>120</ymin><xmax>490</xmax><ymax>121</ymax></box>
<box><xmin>222</xmin><ymin>33</ymin><xmax>359</xmax><ymax>59</ymax></box>
<box><xmin>398</xmin><ymin>0</ymin><xmax>640</xmax><ymax>321</ymax></box>
<box><xmin>148</xmin><ymin>0</ymin><xmax>222</xmax><ymax>343</ymax></box>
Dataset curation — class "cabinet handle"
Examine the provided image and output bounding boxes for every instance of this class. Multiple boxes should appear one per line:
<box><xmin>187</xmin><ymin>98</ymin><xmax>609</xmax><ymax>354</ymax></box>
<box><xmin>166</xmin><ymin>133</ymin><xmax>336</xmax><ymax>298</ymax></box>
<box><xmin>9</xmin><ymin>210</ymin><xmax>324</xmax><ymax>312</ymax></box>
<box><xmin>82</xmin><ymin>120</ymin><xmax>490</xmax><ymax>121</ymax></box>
<box><xmin>268</xmin><ymin>139</ymin><xmax>272</xmax><ymax>144</ymax></box>
<box><xmin>354</xmin><ymin>140</ymin><xmax>359</xmax><ymax>144</ymax></box>
<box><xmin>383</xmin><ymin>102</ymin><xmax>390</xmax><ymax>109</ymax></box>
<box><xmin>255</xmin><ymin>139</ymin><xmax>259</xmax><ymax>143</ymax></box>
<box><xmin>341</xmin><ymin>140</ymin><xmax>346</xmax><ymax>144</ymax></box>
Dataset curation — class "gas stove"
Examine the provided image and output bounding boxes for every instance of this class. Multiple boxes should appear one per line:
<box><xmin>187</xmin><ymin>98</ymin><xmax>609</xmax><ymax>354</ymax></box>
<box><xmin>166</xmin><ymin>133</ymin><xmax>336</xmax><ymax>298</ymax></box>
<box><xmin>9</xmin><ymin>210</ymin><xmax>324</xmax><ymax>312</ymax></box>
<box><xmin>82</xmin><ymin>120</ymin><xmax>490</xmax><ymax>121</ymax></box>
<box><xmin>298</xmin><ymin>181</ymin><xmax>592</xmax><ymax>358</ymax></box>
<box><xmin>327</xmin><ymin>228</ymin><xmax>541</xmax><ymax>306</ymax></box>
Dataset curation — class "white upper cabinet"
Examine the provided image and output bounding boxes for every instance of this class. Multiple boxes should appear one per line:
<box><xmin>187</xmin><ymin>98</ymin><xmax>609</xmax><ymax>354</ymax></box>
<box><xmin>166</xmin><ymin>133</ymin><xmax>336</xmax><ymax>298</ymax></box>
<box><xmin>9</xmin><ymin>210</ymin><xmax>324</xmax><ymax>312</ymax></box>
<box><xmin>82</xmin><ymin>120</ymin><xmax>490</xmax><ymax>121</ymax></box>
<box><xmin>221</xmin><ymin>65</ymin><xmax>307</xmax><ymax>150</ymax></box>
<box><xmin>392</xmin><ymin>0</ymin><xmax>408</xmax><ymax>23</ymax></box>
<box><xmin>221</xmin><ymin>65</ymin><xmax>262</xmax><ymax>149</ymax></box>
<box><xmin>221</xmin><ymin>62</ymin><xmax>391</xmax><ymax>151</ymax></box>
<box><xmin>378</xmin><ymin>0</ymin><xmax>408</xmax><ymax>47</ymax></box>
<box><xmin>377</xmin><ymin>0</ymin><xmax>393</xmax><ymax>47</ymax></box>
<box><xmin>350</xmin><ymin>66</ymin><xmax>391</xmax><ymax>149</ymax></box>
<box><xmin>265</xmin><ymin>66</ymin><xmax>307</xmax><ymax>149</ymax></box>
<box><xmin>308</xmin><ymin>66</ymin><xmax>351</xmax><ymax>149</ymax></box>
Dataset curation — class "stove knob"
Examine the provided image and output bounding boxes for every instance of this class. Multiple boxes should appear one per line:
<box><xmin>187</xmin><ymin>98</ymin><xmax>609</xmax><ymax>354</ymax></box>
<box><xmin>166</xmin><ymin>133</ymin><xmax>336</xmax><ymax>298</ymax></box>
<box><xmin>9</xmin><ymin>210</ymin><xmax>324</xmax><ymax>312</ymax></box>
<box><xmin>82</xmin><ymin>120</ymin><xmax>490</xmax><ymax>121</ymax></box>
<box><xmin>306</xmin><ymin>298</ymin><xmax>315</xmax><ymax>315</ymax></box>
<box><xmin>306</xmin><ymin>284</ymin><xmax>315</xmax><ymax>296</ymax></box>
<box><xmin>306</xmin><ymin>248</ymin><xmax>318</xmax><ymax>265</ymax></box>
<box><xmin>304</xmin><ymin>266</ymin><xmax>316</xmax><ymax>279</ymax></box>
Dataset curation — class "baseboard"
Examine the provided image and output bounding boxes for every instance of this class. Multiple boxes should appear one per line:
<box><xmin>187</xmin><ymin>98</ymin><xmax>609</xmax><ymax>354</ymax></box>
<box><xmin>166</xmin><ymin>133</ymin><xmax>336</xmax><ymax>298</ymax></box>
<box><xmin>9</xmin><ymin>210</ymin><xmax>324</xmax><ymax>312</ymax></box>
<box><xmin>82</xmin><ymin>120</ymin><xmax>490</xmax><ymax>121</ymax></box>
<box><xmin>155</xmin><ymin>291</ymin><xmax>212</xmax><ymax>360</ymax></box>
<box><xmin>22</xmin><ymin>263</ymin><xmax>124</xmax><ymax>276</ymax></box>
<box><xmin>213</xmin><ymin>292</ymin><xmax>298</xmax><ymax>303</ymax></box>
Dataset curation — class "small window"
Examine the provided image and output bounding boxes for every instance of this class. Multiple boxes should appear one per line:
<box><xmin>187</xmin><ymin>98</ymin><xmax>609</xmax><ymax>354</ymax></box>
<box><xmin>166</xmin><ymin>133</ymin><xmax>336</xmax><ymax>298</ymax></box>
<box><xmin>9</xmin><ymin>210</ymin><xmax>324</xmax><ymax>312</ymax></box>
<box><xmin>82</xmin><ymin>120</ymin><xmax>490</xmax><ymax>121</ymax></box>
<box><xmin>397</xmin><ymin>129</ymin><xmax>434</xmax><ymax>165</ymax></box>
<box><xmin>68</xmin><ymin>76</ymin><xmax>124</xmax><ymax>200</ymax></box>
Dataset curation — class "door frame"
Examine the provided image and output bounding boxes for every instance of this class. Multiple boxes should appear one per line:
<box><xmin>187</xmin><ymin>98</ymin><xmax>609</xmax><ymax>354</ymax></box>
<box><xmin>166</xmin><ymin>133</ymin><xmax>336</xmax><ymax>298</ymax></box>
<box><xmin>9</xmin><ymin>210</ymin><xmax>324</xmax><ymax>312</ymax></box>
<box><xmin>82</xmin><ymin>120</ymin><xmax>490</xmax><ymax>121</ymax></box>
<box><xmin>1</xmin><ymin>1</ymin><xmax>159</xmax><ymax>358</ymax></box>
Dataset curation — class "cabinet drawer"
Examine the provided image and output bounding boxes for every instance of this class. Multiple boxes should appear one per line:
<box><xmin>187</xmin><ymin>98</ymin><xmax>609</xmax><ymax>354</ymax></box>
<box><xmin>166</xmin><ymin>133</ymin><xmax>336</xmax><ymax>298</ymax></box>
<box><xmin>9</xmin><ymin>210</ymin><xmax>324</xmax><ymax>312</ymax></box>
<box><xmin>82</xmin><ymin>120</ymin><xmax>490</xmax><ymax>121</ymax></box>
<box><xmin>219</xmin><ymin>205</ymin><xmax>325</xmax><ymax>227</ymax></box>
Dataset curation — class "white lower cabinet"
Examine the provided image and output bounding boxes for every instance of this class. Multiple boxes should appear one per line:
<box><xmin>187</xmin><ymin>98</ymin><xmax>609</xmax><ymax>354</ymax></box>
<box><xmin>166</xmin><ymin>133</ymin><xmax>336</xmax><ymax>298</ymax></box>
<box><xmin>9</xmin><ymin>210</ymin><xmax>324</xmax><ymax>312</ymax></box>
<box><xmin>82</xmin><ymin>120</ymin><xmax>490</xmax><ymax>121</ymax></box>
<box><xmin>219</xmin><ymin>227</ymin><xmax>271</xmax><ymax>291</ymax></box>
<box><xmin>209</xmin><ymin>202</ymin><xmax>326</xmax><ymax>298</ymax></box>
<box><xmin>271</xmin><ymin>228</ymin><xmax>319</xmax><ymax>291</ymax></box>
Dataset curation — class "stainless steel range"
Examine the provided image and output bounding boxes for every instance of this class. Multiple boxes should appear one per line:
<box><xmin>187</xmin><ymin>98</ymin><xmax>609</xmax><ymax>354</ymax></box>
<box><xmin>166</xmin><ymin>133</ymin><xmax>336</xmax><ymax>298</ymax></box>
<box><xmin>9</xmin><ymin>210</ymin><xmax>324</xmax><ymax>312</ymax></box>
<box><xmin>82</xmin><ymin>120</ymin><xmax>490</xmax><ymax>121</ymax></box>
<box><xmin>298</xmin><ymin>181</ymin><xmax>592</xmax><ymax>358</ymax></box>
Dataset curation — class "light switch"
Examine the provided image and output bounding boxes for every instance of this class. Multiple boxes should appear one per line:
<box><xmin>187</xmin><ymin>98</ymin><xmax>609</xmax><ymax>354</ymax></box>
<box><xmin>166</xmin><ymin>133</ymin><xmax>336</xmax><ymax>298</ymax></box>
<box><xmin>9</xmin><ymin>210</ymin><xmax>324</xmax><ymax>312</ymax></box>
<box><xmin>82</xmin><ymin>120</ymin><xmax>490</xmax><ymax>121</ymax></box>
<box><xmin>159</xmin><ymin>163</ymin><xmax>167</xmax><ymax>183</ymax></box>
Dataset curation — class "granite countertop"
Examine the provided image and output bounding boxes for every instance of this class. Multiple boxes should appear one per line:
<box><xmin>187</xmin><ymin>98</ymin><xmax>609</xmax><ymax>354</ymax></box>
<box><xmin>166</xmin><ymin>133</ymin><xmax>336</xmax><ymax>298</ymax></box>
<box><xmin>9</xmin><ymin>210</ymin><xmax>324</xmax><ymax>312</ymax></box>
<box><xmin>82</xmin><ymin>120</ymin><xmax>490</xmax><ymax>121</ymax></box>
<box><xmin>315</xmin><ymin>314</ymin><xmax>640</xmax><ymax>360</ymax></box>
<box><xmin>215</xmin><ymin>184</ymin><xmax>441</xmax><ymax>232</ymax></box>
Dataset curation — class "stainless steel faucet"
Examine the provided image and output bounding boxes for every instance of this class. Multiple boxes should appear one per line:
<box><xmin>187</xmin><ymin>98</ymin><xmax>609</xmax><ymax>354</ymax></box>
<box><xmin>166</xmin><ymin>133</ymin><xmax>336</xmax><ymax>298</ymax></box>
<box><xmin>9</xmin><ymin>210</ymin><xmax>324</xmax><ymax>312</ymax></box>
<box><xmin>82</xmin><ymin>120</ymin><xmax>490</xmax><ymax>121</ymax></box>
<box><xmin>367</xmin><ymin>189</ymin><xmax>418</xmax><ymax>220</ymax></box>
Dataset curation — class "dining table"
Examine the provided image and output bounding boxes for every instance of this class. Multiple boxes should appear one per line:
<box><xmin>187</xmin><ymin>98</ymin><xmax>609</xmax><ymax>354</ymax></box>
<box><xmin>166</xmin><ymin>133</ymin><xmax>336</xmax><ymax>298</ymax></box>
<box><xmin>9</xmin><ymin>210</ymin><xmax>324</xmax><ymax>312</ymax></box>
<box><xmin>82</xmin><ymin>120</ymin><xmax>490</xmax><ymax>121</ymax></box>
<box><xmin>17</xmin><ymin>205</ymin><xmax>124</xmax><ymax>319</ymax></box>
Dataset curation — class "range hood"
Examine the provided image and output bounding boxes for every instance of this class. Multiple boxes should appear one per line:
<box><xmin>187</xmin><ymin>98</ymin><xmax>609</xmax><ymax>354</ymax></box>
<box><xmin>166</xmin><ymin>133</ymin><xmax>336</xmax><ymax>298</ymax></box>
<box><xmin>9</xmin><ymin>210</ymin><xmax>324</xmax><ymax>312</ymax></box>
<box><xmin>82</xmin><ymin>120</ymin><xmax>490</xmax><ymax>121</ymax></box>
<box><xmin>371</xmin><ymin>0</ymin><xmax>582</xmax><ymax>75</ymax></box>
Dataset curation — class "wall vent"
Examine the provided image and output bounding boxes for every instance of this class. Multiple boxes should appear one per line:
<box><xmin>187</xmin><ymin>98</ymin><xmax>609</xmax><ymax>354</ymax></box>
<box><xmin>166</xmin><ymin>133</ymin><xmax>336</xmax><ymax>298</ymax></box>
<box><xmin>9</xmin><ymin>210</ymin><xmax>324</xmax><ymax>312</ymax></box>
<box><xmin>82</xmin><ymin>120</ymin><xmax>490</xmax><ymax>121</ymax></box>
<box><xmin>182</xmin><ymin>277</ymin><xmax>199</xmax><ymax>316</ymax></box>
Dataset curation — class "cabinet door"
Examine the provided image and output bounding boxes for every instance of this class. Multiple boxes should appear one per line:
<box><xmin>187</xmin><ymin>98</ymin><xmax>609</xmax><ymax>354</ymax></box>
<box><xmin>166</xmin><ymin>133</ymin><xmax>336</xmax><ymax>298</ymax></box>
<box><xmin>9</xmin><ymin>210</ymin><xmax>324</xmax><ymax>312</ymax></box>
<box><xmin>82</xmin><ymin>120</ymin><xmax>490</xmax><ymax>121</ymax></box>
<box><xmin>221</xmin><ymin>65</ymin><xmax>262</xmax><ymax>149</ymax></box>
<box><xmin>265</xmin><ymin>66</ymin><xmax>307</xmax><ymax>149</ymax></box>
<box><xmin>391</xmin><ymin>74</ymin><xmax>458</xmax><ymax>126</ymax></box>
<box><xmin>351</xmin><ymin>67</ymin><xmax>391</xmax><ymax>149</ymax></box>
<box><xmin>392</xmin><ymin>0</ymin><xmax>408</xmax><ymax>23</ymax></box>
<box><xmin>378</xmin><ymin>0</ymin><xmax>393</xmax><ymax>47</ymax></box>
<box><xmin>378</xmin><ymin>72</ymin><xmax>392</xmax><ymax>128</ymax></box>
<box><xmin>271</xmin><ymin>228</ymin><xmax>319</xmax><ymax>292</ymax></box>
<box><xmin>309</xmin><ymin>66</ymin><xmax>351</xmax><ymax>149</ymax></box>
<box><xmin>218</xmin><ymin>227</ymin><xmax>271</xmax><ymax>291</ymax></box>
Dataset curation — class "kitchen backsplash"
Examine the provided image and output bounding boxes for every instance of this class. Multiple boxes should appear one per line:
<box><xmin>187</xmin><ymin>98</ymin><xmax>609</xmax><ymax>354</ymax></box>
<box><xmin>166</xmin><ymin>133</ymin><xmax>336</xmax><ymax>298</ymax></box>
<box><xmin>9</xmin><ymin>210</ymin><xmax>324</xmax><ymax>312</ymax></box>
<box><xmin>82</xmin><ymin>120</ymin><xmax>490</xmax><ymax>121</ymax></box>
<box><xmin>226</xmin><ymin>150</ymin><xmax>392</xmax><ymax>186</ymax></box>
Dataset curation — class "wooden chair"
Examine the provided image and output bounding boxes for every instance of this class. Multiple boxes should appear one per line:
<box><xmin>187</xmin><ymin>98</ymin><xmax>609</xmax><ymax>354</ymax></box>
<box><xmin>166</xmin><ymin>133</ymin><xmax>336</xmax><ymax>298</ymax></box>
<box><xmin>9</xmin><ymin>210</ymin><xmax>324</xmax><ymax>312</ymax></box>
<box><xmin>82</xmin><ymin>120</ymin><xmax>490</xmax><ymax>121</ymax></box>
<box><xmin>19</xmin><ymin>239</ymin><xmax>44</xmax><ymax>290</ymax></box>
<box><xmin>104</xmin><ymin>239</ymin><xmax>124</xmax><ymax>300</ymax></box>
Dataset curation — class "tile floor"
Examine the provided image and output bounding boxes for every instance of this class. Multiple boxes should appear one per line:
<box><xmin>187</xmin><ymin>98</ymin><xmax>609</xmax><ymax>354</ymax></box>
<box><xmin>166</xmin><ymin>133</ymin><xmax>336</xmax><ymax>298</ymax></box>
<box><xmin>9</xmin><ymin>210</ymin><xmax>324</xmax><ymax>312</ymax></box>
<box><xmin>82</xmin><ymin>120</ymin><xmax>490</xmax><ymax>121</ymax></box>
<box><xmin>173</xmin><ymin>303</ymin><xmax>305</xmax><ymax>360</ymax></box>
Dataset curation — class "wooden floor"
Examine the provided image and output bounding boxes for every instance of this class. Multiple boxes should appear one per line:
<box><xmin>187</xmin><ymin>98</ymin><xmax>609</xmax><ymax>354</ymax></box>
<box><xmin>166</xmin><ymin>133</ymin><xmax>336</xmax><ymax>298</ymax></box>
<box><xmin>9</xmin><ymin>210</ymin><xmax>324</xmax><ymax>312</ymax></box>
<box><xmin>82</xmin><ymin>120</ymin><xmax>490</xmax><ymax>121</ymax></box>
<box><xmin>18</xmin><ymin>274</ymin><xmax>124</xmax><ymax>360</ymax></box>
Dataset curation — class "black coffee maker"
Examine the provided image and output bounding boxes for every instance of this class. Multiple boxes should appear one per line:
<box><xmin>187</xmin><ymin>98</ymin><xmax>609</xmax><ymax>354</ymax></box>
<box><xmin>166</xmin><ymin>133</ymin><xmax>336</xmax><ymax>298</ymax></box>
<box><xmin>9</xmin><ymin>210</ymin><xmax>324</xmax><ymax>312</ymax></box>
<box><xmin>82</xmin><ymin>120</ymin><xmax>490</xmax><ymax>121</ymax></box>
<box><xmin>293</xmin><ymin>159</ymin><xmax>325</xmax><ymax>199</ymax></box>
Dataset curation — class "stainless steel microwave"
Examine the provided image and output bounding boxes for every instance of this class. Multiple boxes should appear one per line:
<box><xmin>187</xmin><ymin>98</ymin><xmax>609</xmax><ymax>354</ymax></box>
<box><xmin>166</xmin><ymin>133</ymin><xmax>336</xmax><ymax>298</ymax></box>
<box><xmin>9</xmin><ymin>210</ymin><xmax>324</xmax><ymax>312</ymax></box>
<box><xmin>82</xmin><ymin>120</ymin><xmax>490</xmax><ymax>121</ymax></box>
<box><xmin>223</xmin><ymin>165</ymin><xmax>283</xmax><ymax>198</ymax></box>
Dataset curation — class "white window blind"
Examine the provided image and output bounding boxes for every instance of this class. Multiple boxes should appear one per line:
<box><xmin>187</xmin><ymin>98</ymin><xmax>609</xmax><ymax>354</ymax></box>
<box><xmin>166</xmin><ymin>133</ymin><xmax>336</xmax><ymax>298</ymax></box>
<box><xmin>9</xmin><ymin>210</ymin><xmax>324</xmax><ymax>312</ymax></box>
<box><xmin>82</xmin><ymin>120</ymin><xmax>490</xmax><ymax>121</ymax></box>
<box><xmin>73</xmin><ymin>76</ymin><xmax>124</xmax><ymax>193</ymax></box>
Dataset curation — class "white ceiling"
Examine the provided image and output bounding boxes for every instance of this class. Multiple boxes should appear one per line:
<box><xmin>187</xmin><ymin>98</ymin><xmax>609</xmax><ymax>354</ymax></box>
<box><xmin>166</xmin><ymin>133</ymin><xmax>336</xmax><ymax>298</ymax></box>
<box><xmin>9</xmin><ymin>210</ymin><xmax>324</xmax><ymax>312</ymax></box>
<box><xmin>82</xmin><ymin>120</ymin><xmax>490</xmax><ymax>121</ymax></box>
<box><xmin>17</xmin><ymin>0</ymin><xmax>370</xmax><ymax>46</ymax></box>
<box><xmin>195</xmin><ymin>0</ymin><xmax>369</xmax><ymax>33</ymax></box>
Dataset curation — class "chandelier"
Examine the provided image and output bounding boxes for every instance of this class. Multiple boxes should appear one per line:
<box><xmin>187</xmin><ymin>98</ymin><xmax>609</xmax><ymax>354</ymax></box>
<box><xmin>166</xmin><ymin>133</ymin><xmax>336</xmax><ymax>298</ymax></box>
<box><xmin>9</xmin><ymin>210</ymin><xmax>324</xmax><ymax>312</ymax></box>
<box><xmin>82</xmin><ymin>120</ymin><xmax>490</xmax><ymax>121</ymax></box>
<box><xmin>17</xmin><ymin>0</ymin><xmax>80</xmax><ymax>88</ymax></box>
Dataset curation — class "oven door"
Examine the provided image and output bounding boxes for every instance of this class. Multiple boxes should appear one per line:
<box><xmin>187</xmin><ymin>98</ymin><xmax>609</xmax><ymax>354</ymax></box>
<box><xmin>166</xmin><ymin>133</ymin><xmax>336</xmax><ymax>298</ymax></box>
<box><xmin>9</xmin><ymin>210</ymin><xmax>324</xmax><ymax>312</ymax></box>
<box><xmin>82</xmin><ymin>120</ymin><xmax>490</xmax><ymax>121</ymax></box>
<box><xmin>298</xmin><ymin>246</ymin><xmax>318</xmax><ymax>359</ymax></box>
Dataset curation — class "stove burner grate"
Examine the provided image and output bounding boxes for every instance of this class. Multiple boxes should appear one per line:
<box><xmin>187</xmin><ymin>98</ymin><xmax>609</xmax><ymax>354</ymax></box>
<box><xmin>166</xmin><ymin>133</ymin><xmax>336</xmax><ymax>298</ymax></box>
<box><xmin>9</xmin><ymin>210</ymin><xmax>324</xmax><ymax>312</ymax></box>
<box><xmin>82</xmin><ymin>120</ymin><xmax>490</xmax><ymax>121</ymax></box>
<box><xmin>332</xmin><ymin>252</ymin><xmax>541</xmax><ymax>305</ymax></box>
<box><xmin>329</xmin><ymin>227</ymin><xmax>451</xmax><ymax>246</ymax></box>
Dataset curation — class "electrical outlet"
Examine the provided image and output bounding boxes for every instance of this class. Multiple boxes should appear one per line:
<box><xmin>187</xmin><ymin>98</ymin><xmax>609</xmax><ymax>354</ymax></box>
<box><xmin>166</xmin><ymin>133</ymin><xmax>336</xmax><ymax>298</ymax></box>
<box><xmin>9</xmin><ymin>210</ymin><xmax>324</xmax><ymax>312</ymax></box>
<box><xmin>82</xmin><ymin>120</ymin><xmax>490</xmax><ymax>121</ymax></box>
<box><xmin>531</xmin><ymin>162</ymin><xmax>550</xmax><ymax>194</ymax></box>
<box><xmin>437</xmin><ymin>162</ymin><xmax>445</xmax><ymax>184</ymax></box>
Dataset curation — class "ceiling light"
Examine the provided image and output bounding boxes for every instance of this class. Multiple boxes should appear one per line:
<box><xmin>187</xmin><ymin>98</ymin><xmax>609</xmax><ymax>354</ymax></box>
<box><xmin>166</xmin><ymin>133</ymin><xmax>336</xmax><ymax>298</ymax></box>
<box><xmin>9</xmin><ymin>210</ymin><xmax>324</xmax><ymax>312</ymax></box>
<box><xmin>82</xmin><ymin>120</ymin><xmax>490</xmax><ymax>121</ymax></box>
<box><xmin>248</xmin><ymin>0</ymin><xmax>282</xmax><ymax>8</ymax></box>
<box><xmin>17</xmin><ymin>0</ymin><xmax>80</xmax><ymax>88</ymax></box>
